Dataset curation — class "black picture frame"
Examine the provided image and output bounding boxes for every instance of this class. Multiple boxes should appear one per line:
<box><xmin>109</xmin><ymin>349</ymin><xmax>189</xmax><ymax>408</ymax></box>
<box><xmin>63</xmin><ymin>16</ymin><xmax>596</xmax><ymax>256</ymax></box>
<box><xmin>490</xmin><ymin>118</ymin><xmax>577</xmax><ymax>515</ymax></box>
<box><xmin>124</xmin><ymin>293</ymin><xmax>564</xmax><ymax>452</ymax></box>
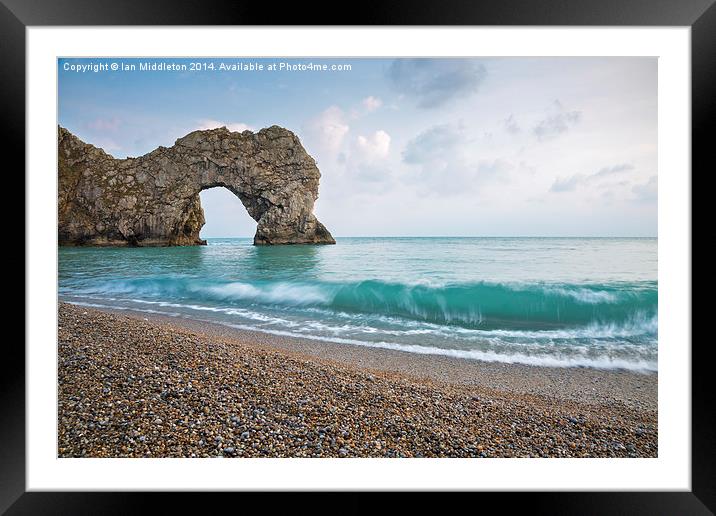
<box><xmin>4</xmin><ymin>0</ymin><xmax>711</xmax><ymax>513</ymax></box>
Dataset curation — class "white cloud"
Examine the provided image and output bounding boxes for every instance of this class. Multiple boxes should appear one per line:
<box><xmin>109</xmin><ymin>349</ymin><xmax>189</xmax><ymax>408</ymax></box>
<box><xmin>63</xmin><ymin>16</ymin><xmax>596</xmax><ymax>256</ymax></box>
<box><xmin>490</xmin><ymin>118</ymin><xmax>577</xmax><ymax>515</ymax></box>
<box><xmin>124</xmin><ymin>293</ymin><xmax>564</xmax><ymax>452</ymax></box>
<box><xmin>550</xmin><ymin>163</ymin><xmax>634</xmax><ymax>192</ymax></box>
<box><xmin>551</xmin><ymin>174</ymin><xmax>587</xmax><ymax>192</ymax></box>
<box><xmin>533</xmin><ymin>101</ymin><xmax>582</xmax><ymax>141</ymax></box>
<box><xmin>402</xmin><ymin>124</ymin><xmax>466</xmax><ymax>164</ymax></box>
<box><xmin>401</xmin><ymin>123</ymin><xmax>515</xmax><ymax>195</ymax></box>
<box><xmin>388</xmin><ymin>59</ymin><xmax>488</xmax><ymax>109</ymax></box>
<box><xmin>362</xmin><ymin>96</ymin><xmax>383</xmax><ymax>112</ymax></box>
<box><xmin>355</xmin><ymin>130</ymin><xmax>391</xmax><ymax>161</ymax></box>
<box><xmin>504</xmin><ymin>114</ymin><xmax>520</xmax><ymax>134</ymax></box>
<box><xmin>476</xmin><ymin>158</ymin><xmax>515</xmax><ymax>180</ymax></box>
<box><xmin>197</xmin><ymin>119</ymin><xmax>253</xmax><ymax>133</ymax></box>
<box><xmin>333</xmin><ymin>131</ymin><xmax>394</xmax><ymax>186</ymax></box>
<box><xmin>304</xmin><ymin>106</ymin><xmax>350</xmax><ymax>156</ymax></box>
<box><xmin>592</xmin><ymin>163</ymin><xmax>635</xmax><ymax>178</ymax></box>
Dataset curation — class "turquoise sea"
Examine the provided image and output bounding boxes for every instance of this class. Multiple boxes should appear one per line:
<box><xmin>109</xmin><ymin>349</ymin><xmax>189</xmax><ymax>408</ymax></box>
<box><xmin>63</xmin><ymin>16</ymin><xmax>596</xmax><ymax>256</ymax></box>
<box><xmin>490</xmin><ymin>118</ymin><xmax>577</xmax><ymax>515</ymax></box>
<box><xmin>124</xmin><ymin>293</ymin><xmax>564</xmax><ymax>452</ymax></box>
<box><xmin>59</xmin><ymin>237</ymin><xmax>658</xmax><ymax>371</ymax></box>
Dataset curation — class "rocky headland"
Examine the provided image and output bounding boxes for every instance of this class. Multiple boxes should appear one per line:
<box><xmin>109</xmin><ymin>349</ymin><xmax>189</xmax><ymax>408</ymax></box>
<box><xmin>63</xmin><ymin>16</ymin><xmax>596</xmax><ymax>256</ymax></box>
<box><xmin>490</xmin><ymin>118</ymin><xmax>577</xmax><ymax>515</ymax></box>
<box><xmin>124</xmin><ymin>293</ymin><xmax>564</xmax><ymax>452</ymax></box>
<box><xmin>58</xmin><ymin>126</ymin><xmax>335</xmax><ymax>246</ymax></box>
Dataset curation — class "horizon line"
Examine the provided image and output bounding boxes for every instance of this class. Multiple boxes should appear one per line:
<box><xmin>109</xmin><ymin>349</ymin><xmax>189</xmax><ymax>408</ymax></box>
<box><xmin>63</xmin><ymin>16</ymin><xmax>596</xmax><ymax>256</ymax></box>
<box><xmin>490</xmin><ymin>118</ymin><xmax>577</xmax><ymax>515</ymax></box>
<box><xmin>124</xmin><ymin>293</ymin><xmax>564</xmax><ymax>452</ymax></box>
<box><xmin>200</xmin><ymin>235</ymin><xmax>658</xmax><ymax>239</ymax></box>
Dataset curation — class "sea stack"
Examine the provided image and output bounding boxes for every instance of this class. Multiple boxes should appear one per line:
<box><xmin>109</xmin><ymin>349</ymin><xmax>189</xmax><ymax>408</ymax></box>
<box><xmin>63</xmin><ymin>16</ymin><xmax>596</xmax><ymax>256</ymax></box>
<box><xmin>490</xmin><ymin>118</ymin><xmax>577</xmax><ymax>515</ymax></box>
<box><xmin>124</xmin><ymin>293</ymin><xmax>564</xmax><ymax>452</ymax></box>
<box><xmin>57</xmin><ymin>126</ymin><xmax>335</xmax><ymax>246</ymax></box>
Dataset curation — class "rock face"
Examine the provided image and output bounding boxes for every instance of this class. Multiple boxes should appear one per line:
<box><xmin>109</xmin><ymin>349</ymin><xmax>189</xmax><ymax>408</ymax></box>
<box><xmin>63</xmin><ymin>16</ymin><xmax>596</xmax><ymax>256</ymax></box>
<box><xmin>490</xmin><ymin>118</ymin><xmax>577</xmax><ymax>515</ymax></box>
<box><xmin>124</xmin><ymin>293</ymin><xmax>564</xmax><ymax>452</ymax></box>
<box><xmin>58</xmin><ymin>126</ymin><xmax>335</xmax><ymax>246</ymax></box>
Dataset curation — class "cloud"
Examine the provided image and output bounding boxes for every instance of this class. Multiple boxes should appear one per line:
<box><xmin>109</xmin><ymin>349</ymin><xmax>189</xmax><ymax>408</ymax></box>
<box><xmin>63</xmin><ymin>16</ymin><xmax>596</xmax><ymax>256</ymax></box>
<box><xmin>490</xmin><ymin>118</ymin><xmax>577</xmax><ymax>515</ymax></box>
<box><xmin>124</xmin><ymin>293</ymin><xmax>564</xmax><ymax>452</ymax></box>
<box><xmin>388</xmin><ymin>59</ymin><xmax>487</xmax><ymax>109</ymax></box>
<box><xmin>533</xmin><ymin>101</ymin><xmax>582</xmax><ymax>140</ymax></box>
<box><xmin>504</xmin><ymin>114</ymin><xmax>520</xmax><ymax>134</ymax></box>
<box><xmin>402</xmin><ymin>124</ymin><xmax>465</xmax><ymax>164</ymax></box>
<box><xmin>362</xmin><ymin>96</ymin><xmax>382</xmax><ymax>112</ymax></box>
<box><xmin>550</xmin><ymin>163</ymin><xmax>635</xmax><ymax>193</ymax></box>
<box><xmin>355</xmin><ymin>130</ymin><xmax>391</xmax><ymax>162</ymax></box>
<box><xmin>592</xmin><ymin>163</ymin><xmax>635</xmax><ymax>178</ymax></box>
<box><xmin>303</xmin><ymin>106</ymin><xmax>350</xmax><ymax>156</ymax></box>
<box><xmin>550</xmin><ymin>174</ymin><xmax>587</xmax><ymax>192</ymax></box>
<box><xmin>632</xmin><ymin>175</ymin><xmax>657</xmax><ymax>202</ymax></box>
<box><xmin>598</xmin><ymin>180</ymin><xmax>631</xmax><ymax>189</ymax></box>
<box><xmin>476</xmin><ymin>158</ymin><xmax>515</xmax><ymax>181</ymax></box>
<box><xmin>402</xmin><ymin>124</ymin><xmax>468</xmax><ymax>193</ymax></box>
<box><xmin>533</xmin><ymin>111</ymin><xmax>581</xmax><ymax>139</ymax></box>
<box><xmin>401</xmin><ymin>123</ymin><xmax>514</xmax><ymax>195</ymax></box>
<box><xmin>337</xmin><ymin>131</ymin><xmax>393</xmax><ymax>185</ymax></box>
<box><xmin>197</xmin><ymin>119</ymin><xmax>253</xmax><ymax>133</ymax></box>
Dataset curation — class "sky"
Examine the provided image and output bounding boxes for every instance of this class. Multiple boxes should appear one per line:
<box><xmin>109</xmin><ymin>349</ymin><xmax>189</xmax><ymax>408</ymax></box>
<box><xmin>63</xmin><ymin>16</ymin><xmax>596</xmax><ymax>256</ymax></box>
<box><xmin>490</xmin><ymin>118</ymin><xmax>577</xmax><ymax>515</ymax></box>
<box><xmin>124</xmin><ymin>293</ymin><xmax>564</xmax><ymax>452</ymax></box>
<box><xmin>58</xmin><ymin>57</ymin><xmax>657</xmax><ymax>237</ymax></box>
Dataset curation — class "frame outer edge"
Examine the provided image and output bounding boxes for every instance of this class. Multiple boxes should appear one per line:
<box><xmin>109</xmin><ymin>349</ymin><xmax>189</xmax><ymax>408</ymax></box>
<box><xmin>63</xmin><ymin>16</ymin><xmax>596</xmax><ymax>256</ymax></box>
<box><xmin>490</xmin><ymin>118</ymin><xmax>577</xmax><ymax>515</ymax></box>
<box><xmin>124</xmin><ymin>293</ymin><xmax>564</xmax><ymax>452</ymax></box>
<box><xmin>1</xmin><ymin>0</ymin><xmax>716</xmax><ymax>26</ymax></box>
<box><xmin>6</xmin><ymin>0</ymin><xmax>713</xmax><ymax>512</ymax></box>
<box><xmin>0</xmin><ymin>0</ymin><xmax>27</xmax><ymax>513</ymax></box>
<box><xmin>691</xmin><ymin>1</ymin><xmax>716</xmax><ymax>512</ymax></box>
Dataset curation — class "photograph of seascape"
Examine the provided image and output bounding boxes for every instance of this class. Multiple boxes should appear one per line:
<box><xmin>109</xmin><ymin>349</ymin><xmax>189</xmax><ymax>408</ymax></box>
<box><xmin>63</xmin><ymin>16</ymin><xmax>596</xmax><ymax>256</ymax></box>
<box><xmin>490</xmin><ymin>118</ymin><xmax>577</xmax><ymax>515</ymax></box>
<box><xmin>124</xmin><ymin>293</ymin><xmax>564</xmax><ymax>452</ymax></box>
<box><xmin>58</xmin><ymin>57</ymin><xmax>657</xmax><ymax>458</ymax></box>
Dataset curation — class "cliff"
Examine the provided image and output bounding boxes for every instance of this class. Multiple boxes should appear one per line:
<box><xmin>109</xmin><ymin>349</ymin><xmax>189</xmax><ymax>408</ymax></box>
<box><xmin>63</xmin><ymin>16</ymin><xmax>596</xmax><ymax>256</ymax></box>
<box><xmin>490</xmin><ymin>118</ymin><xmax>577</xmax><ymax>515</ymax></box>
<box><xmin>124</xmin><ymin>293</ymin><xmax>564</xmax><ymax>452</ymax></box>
<box><xmin>57</xmin><ymin>125</ymin><xmax>335</xmax><ymax>246</ymax></box>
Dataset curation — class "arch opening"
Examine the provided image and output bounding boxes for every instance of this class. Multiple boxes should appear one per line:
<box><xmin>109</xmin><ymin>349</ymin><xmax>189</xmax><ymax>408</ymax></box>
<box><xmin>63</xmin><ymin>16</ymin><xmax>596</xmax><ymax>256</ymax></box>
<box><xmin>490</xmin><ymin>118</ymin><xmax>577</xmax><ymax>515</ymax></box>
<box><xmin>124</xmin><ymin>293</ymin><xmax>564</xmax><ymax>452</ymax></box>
<box><xmin>198</xmin><ymin>186</ymin><xmax>257</xmax><ymax>240</ymax></box>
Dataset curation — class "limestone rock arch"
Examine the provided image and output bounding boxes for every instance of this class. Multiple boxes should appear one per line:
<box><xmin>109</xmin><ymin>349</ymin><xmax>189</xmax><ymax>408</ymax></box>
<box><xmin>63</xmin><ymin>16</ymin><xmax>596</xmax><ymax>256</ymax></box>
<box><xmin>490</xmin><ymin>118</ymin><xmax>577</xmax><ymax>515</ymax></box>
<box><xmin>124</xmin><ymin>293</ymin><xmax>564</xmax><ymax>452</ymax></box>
<box><xmin>58</xmin><ymin>125</ymin><xmax>335</xmax><ymax>246</ymax></box>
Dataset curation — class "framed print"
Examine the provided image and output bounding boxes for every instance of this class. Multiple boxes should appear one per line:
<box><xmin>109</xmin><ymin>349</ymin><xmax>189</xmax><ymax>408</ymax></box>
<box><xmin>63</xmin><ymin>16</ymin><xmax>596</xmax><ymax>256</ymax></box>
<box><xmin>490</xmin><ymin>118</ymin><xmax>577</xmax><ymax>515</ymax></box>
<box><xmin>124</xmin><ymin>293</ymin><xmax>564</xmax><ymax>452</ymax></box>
<box><xmin>6</xmin><ymin>0</ymin><xmax>712</xmax><ymax>513</ymax></box>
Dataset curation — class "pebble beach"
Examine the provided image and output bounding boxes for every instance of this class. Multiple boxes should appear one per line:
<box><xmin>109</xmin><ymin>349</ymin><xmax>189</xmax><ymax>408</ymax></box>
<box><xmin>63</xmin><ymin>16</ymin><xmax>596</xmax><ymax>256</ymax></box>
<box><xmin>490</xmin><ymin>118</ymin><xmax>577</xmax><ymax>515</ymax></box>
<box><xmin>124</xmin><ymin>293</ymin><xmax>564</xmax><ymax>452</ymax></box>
<box><xmin>58</xmin><ymin>302</ymin><xmax>658</xmax><ymax>458</ymax></box>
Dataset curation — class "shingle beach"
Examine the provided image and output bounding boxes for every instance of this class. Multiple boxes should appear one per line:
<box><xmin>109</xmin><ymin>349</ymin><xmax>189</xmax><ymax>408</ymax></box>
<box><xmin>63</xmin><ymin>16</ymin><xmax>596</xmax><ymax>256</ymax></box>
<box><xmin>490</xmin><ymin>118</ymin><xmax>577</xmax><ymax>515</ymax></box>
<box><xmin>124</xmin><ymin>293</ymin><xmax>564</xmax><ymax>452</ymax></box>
<box><xmin>58</xmin><ymin>302</ymin><xmax>657</xmax><ymax>458</ymax></box>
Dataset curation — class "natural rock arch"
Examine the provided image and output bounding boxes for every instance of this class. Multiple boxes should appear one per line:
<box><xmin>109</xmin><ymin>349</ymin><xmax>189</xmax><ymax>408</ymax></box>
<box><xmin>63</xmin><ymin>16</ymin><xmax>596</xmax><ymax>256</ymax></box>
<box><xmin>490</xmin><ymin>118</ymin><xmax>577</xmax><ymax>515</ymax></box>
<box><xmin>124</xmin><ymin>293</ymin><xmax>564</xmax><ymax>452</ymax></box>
<box><xmin>58</xmin><ymin>126</ymin><xmax>335</xmax><ymax>246</ymax></box>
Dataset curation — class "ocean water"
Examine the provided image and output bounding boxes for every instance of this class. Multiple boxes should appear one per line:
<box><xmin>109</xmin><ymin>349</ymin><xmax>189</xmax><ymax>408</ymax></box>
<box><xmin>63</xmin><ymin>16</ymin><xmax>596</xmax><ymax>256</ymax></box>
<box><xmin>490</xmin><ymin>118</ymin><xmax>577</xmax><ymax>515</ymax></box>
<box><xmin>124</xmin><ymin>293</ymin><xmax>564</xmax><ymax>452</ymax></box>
<box><xmin>59</xmin><ymin>237</ymin><xmax>658</xmax><ymax>372</ymax></box>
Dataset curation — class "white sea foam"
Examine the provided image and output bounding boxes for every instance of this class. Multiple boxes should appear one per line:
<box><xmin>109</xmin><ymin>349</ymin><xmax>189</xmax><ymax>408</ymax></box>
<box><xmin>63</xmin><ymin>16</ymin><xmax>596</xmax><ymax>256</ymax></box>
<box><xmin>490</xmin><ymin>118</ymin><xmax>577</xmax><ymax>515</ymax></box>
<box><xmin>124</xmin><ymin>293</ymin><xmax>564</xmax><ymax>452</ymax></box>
<box><xmin>63</xmin><ymin>298</ymin><xmax>657</xmax><ymax>372</ymax></box>
<box><xmin>200</xmin><ymin>281</ymin><xmax>331</xmax><ymax>305</ymax></box>
<box><xmin>545</xmin><ymin>287</ymin><xmax>619</xmax><ymax>304</ymax></box>
<box><xmin>216</xmin><ymin>321</ymin><xmax>658</xmax><ymax>372</ymax></box>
